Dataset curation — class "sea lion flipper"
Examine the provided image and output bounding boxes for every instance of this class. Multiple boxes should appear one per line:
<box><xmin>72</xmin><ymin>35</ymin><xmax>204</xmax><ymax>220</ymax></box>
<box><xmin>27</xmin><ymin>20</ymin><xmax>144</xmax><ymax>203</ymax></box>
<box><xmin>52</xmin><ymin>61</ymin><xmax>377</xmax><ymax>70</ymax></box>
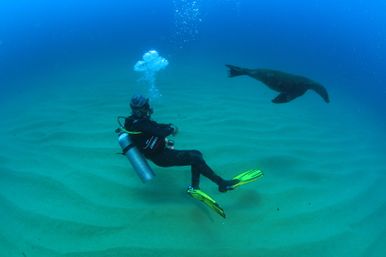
<box><xmin>272</xmin><ymin>93</ymin><xmax>292</xmax><ymax>103</ymax></box>
<box><xmin>225</xmin><ymin>64</ymin><xmax>246</xmax><ymax>77</ymax></box>
<box><xmin>310</xmin><ymin>84</ymin><xmax>330</xmax><ymax>103</ymax></box>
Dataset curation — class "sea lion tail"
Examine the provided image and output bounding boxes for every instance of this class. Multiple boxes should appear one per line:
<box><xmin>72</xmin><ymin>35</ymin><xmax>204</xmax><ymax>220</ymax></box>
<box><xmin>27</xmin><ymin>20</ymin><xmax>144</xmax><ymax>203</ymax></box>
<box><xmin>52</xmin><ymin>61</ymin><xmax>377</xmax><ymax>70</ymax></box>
<box><xmin>310</xmin><ymin>83</ymin><xmax>330</xmax><ymax>103</ymax></box>
<box><xmin>225</xmin><ymin>64</ymin><xmax>246</xmax><ymax>77</ymax></box>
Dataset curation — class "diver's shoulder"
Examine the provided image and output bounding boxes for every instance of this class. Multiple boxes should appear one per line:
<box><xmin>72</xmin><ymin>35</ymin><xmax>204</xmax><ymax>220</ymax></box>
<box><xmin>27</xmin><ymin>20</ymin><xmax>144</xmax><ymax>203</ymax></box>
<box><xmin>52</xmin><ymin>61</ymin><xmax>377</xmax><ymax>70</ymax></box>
<box><xmin>127</xmin><ymin>116</ymin><xmax>154</xmax><ymax>126</ymax></box>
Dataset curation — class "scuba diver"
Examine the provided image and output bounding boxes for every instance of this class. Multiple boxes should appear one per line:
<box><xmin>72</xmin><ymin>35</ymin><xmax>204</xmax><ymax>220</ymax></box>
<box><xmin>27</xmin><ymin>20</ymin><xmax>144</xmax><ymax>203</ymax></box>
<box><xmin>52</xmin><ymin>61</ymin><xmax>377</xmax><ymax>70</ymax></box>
<box><xmin>121</xmin><ymin>94</ymin><xmax>239</xmax><ymax>192</ymax></box>
<box><xmin>116</xmin><ymin>95</ymin><xmax>263</xmax><ymax>218</ymax></box>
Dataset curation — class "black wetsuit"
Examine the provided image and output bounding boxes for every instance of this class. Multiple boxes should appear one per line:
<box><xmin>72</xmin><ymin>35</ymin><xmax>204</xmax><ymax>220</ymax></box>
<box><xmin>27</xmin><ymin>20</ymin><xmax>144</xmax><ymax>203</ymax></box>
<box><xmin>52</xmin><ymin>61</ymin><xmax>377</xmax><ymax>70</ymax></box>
<box><xmin>124</xmin><ymin>115</ymin><xmax>224</xmax><ymax>189</ymax></box>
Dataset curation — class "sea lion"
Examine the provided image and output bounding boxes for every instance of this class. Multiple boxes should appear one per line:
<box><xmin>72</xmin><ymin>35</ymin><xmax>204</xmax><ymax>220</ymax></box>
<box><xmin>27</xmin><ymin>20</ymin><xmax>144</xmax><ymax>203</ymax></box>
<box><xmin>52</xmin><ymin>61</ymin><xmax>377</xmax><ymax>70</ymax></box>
<box><xmin>226</xmin><ymin>64</ymin><xmax>330</xmax><ymax>103</ymax></box>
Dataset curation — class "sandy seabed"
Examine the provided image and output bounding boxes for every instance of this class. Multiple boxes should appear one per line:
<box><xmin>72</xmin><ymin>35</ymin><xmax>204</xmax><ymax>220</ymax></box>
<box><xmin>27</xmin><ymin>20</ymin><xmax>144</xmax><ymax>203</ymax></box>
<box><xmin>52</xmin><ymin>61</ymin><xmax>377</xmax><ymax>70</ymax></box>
<box><xmin>0</xmin><ymin>61</ymin><xmax>385</xmax><ymax>257</ymax></box>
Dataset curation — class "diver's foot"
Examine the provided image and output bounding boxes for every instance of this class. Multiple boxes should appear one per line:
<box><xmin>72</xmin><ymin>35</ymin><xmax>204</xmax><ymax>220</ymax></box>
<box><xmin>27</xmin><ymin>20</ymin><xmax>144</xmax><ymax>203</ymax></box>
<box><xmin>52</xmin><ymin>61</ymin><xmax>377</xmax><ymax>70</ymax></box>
<box><xmin>218</xmin><ymin>179</ymin><xmax>240</xmax><ymax>193</ymax></box>
<box><xmin>187</xmin><ymin>185</ymin><xmax>200</xmax><ymax>192</ymax></box>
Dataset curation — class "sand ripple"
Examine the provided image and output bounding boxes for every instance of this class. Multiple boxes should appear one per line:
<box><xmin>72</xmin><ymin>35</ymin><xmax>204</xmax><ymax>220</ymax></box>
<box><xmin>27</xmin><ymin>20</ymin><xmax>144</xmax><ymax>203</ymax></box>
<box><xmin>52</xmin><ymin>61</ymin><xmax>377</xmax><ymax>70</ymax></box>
<box><xmin>0</xmin><ymin>74</ymin><xmax>385</xmax><ymax>257</ymax></box>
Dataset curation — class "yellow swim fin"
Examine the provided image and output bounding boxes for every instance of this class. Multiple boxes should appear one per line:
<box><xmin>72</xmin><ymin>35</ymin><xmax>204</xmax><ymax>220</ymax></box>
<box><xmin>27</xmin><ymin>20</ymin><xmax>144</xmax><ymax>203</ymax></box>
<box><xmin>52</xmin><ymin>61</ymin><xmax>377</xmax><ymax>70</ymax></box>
<box><xmin>187</xmin><ymin>187</ymin><xmax>226</xmax><ymax>218</ymax></box>
<box><xmin>231</xmin><ymin>169</ymin><xmax>263</xmax><ymax>189</ymax></box>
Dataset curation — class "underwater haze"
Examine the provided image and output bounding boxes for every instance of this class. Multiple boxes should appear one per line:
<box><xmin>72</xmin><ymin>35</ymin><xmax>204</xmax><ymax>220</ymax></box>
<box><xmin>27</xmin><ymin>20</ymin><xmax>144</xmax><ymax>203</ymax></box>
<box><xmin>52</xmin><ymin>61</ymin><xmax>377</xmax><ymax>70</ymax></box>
<box><xmin>1</xmin><ymin>1</ymin><xmax>386</xmax><ymax>257</ymax></box>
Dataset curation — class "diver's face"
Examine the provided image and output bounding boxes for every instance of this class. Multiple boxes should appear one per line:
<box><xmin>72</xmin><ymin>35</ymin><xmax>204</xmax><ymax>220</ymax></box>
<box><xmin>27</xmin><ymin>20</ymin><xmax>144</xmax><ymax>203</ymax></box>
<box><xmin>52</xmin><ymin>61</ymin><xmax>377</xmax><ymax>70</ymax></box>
<box><xmin>144</xmin><ymin>107</ymin><xmax>153</xmax><ymax>117</ymax></box>
<box><xmin>134</xmin><ymin>104</ymin><xmax>153</xmax><ymax>118</ymax></box>
<box><xmin>143</xmin><ymin>103</ymin><xmax>153</xmax><ymax>117</ymax></box>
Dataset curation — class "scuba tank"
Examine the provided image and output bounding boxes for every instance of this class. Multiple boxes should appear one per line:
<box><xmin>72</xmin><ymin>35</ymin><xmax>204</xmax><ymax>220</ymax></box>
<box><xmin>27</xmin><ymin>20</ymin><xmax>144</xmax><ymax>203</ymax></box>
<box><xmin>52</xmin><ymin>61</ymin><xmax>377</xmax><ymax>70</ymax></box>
<box><xmin>116</xmin><ymin>116</ymin><xmax>155</xmax><ymax>183</ymax></box>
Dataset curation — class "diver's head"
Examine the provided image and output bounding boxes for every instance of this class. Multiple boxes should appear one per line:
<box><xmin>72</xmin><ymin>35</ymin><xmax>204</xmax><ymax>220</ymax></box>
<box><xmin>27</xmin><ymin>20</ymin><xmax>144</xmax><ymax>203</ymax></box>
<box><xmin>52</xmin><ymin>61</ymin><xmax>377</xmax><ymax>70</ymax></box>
<box><xmin>130</xmin><ymin>95</ymin><xmax>153</xmax><ymax>118</ymax></box>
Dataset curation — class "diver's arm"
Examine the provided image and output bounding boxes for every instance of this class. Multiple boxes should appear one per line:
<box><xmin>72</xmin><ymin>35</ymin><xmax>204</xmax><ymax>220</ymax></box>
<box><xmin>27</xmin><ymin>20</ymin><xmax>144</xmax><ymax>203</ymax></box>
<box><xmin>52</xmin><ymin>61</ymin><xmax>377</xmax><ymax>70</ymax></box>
<box><xmin>158</xmin><ymin>123</ymin><xmax>178</xmax><ymax>136</ymax></box>
<box><xmin>136</xmin><ymin>119</ymin><xmax>174</xmax><ymax>137</ymax></box>
<box><xmin>158</xmin><ymin>123</ymin><xmax>172</xmax><ymax>128</ymax></box>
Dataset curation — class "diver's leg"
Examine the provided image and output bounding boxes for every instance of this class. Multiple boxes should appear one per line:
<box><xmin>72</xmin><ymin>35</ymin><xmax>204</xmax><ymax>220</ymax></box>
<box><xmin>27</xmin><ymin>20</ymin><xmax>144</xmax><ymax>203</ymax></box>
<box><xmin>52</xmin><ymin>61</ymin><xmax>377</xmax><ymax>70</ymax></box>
<box><xmin>149</xmin><ymin>149</ymin><xmax>201</xmax><ymax>188</ymax></box>
<box><xmin>150</xmin><ymin>149</ymin><xmax>223</xmax><ymax>189</ymax></box>
<box><xmin>194</xmin><ymin>160</ymin><xmax>239</xmax><ymax>192</ymax></box>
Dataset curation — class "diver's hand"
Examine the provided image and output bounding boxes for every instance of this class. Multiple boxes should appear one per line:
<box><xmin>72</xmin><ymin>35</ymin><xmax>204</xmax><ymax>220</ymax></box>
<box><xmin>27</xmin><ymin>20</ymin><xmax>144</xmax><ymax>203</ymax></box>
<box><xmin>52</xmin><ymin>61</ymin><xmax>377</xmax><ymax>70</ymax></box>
<box><xmin>170</xmin><ymin>124</ymin><xmax>179</xmax><ymax>136</ymax></box>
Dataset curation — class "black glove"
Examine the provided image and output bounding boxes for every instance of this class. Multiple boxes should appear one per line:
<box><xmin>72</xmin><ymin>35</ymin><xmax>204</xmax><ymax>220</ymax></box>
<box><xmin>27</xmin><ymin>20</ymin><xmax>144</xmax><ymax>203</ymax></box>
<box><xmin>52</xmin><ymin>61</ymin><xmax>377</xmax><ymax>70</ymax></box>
<box><xmin>170</xmin><ymin>124</ymin><xmax>179</xmax><ymax>136</ymax></box>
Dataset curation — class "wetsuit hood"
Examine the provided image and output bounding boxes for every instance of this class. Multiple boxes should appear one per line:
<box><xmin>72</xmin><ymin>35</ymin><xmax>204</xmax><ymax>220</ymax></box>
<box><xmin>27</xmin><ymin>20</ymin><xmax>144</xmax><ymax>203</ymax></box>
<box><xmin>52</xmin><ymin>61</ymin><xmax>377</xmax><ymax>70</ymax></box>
<box><xmin>130</xmin><ymin>95</ymin><xmax>153</xmax><ymax>118</ymax></box>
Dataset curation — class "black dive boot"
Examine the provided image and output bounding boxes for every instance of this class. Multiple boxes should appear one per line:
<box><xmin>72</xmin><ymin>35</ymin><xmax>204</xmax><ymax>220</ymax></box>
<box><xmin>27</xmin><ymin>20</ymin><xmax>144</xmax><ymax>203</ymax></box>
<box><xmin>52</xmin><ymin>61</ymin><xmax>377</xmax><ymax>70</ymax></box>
<box><xmin>218</xmin><ymin>179</ymin><xmax>240</xmax><ymax>193</ymax></box>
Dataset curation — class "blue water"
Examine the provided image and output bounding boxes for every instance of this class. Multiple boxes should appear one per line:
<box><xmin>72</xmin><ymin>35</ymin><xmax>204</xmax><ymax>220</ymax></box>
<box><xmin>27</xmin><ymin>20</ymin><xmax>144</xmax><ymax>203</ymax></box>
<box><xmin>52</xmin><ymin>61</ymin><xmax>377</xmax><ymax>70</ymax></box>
<box><xmin>1</xmin><ymin>0</ymin><xmax>386</xmax><ymax>115</ymax></box>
